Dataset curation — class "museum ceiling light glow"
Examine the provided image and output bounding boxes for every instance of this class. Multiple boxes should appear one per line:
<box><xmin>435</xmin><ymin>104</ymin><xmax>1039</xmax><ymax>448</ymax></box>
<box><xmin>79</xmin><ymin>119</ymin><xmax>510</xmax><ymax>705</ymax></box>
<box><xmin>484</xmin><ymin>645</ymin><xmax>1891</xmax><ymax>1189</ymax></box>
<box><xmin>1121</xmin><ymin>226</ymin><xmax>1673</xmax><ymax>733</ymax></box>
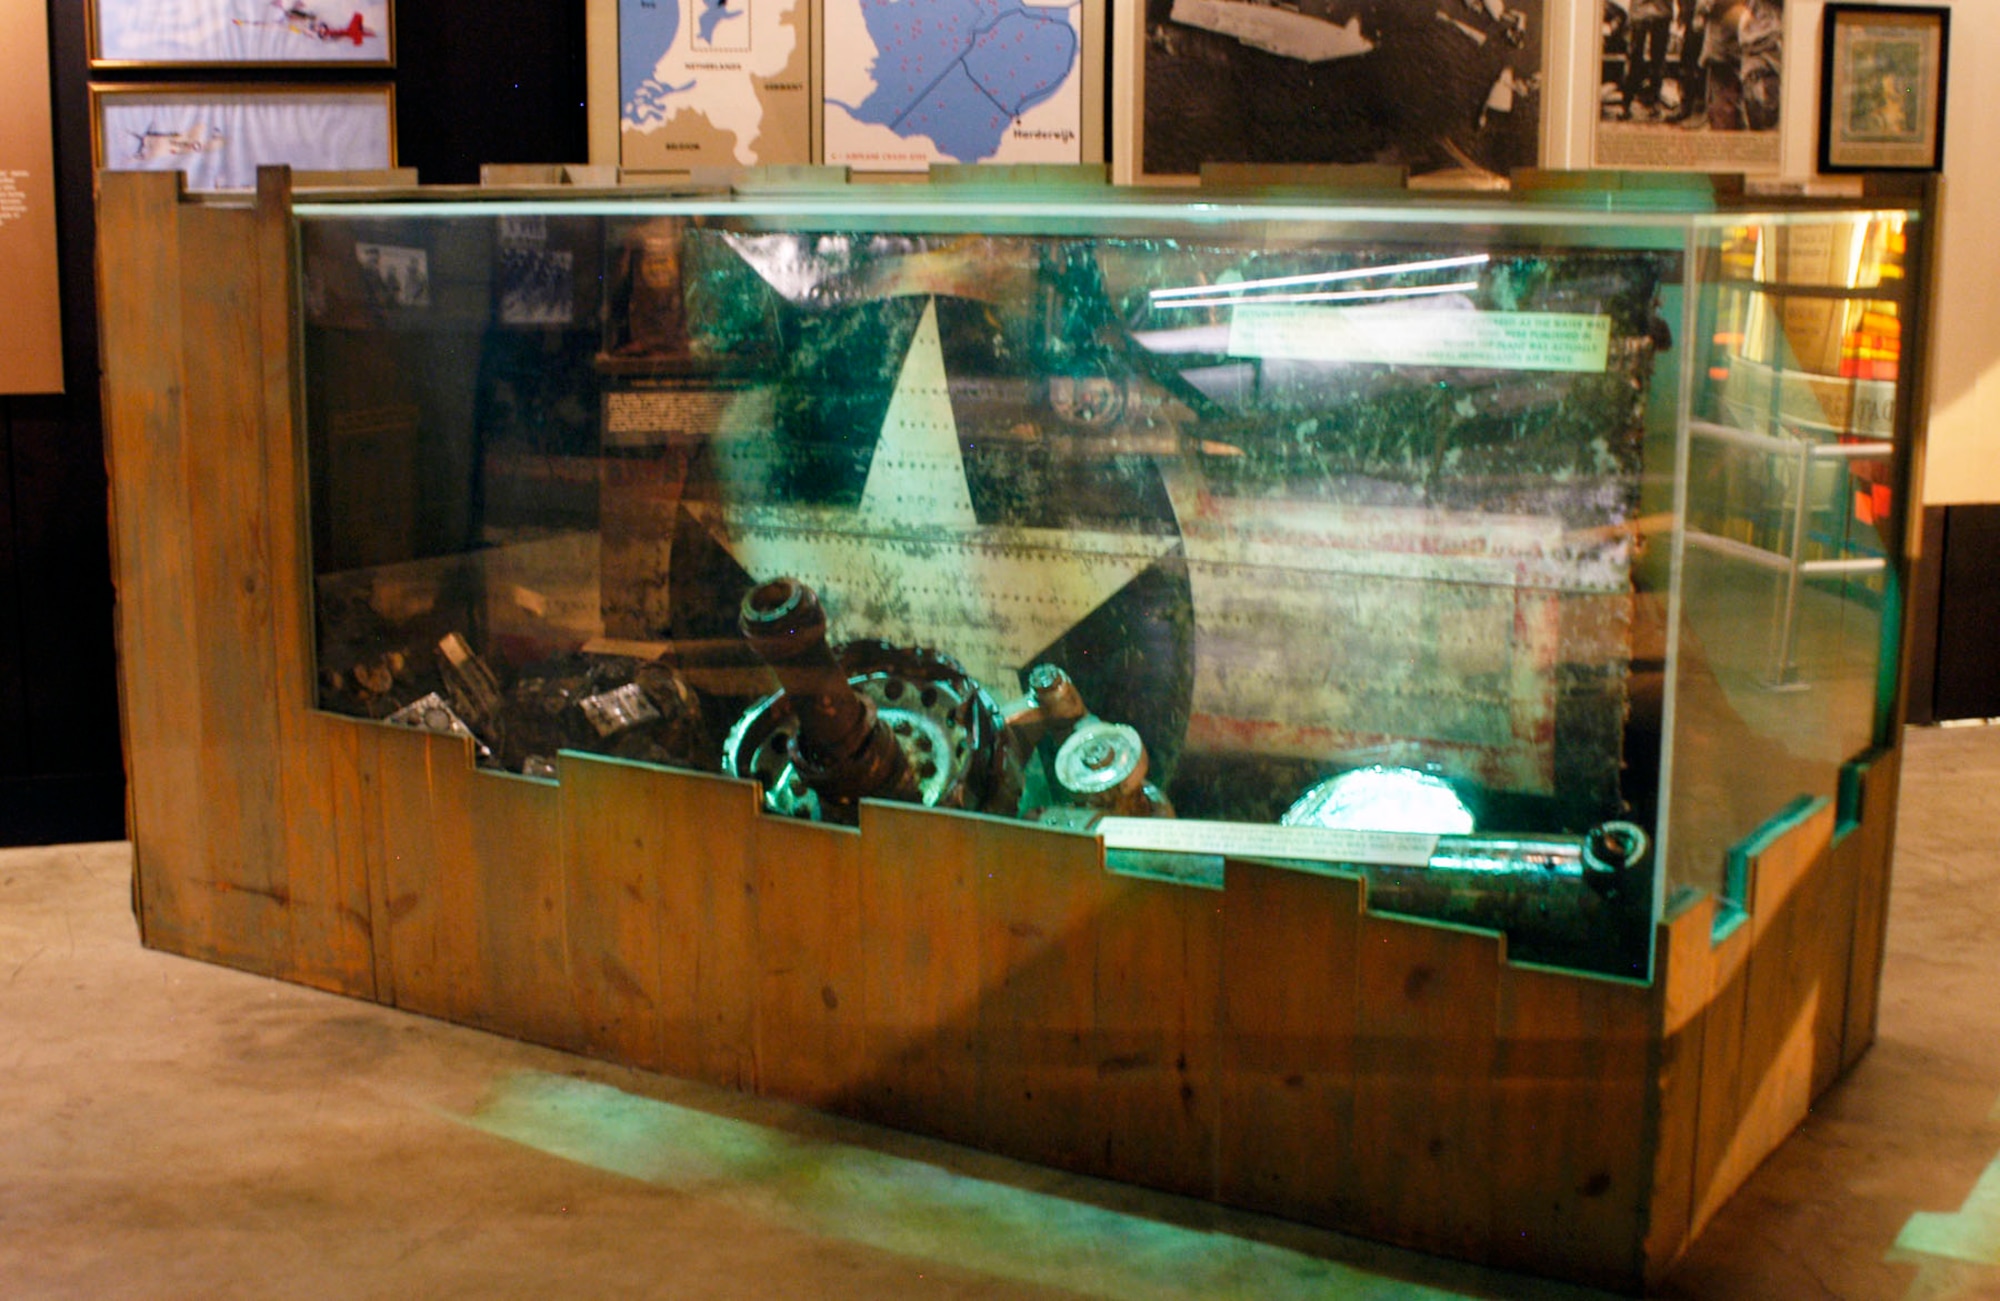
<box><xmin>1146</xmin><ymin>252</ymin><xmax>1492</xmax><ymax>303</ymax></box>
<box><xmin>1149</xmin><ymin>279</ymin><xmax>1483</xmax><ymax>311</ymax></box>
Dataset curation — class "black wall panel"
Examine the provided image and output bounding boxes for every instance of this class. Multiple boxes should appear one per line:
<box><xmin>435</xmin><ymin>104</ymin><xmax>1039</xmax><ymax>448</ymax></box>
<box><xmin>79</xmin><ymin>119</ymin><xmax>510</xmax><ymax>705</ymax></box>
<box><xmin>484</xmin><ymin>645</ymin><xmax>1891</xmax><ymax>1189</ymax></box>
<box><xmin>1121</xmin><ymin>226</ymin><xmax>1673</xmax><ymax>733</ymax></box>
<box><xmin>1935</xmin><ymin>505</ymin><xmax>2000</xmax><ymax>722</ymax></box>
<box><xmin>1</xmin><ymin>2</ymin><xmax>588</xmax><ymax>846</ymax></box>
<box><xmin>394</xmin><ymin>3</ymin><xmax>590</xmax><ymax>183</ymax></box>
<box><xmin>0</xmin><ymin>2</ymin><xmax>123</xmax><ymax>846</ymax></box>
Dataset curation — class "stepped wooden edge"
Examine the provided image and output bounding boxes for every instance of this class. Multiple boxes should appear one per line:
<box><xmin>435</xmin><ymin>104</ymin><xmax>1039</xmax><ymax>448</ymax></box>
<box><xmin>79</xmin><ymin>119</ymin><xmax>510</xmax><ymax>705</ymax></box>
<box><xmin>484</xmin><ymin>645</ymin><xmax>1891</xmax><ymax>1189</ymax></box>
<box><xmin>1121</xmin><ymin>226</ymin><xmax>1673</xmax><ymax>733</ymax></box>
<box><xmin>96</xmin><ymin>168</ymin><xmax>1906</xmax><ymax>1296</ymax></box>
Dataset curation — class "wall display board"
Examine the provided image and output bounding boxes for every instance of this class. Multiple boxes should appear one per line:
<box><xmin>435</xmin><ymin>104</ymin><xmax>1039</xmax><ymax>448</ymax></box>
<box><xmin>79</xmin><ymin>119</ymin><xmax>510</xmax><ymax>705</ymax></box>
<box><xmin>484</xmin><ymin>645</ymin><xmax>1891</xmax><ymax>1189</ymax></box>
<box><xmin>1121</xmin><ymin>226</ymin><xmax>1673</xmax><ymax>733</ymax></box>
<box><xmin>1593</xmin><ymin>0</ymin><xmax>1783</xmax><ymax>172</ymax></box>
<box><xmin>88</xmin><ymin>0</ymin><xmax>393</xmax><ymax>67</ymax></box>
<box><xmin>821</xmin><ymin>0</ymin><xmax>1103</xmax><ymax>171</ymax></box>
<box><xmin>1819</xmin><ymin>4</ymin><xmax>1948</xmax><ymax>174</ymax></box>
<box><xmin>0</xmin><ymin>0</ymin><xmax>64</xmax><ymax>394</ymax></box>
<box><xmin>1114</xmin><ymin>0</ymin><xmax>1543</xmax><ymax>184</ymax></box>
<box><xmin>92</xmin><ymin>84</ymin><xmax>395</xmax><ymax>191</ymax></box>
<box><xmin>616</xmin><ymin>0</ymin><xmax>814</xmax><ymax>170</ymax></box>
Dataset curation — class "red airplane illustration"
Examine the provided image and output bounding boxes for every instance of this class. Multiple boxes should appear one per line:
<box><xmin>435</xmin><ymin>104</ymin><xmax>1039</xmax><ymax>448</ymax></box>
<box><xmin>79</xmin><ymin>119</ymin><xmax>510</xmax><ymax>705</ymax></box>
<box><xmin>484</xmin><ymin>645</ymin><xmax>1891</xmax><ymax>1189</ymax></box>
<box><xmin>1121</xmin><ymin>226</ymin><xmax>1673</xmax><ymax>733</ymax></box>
<box><xmin>235</xmin><ymin>2</ymin><xmax>375</xmax><ymax>46</ymax></box>
<box><xmin>315</xmin><ymin>11</ymin><xmax>372</xmax><ymax>45</ymax></box>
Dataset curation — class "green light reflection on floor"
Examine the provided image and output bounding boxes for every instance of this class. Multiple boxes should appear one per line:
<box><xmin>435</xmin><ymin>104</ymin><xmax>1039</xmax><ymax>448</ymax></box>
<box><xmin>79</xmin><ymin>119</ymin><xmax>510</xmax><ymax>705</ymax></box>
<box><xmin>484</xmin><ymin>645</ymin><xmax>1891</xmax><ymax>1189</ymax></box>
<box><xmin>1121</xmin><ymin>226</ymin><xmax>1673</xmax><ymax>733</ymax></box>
<box><xmin>1892</xmin><ymin>1095</ymin><xmax>2000</xmax><ymax>1301</ymax></box>
<box><xmin>453</xmin><ymin>1071</ymin><xmax>1474</xmax><ymax>1301</ymax></box>
<box><xmin>1896</xmin><ymin>1094</ymin><xmax>2000</xmax><ymax>1270</ymax></box>
<box><xmin>1898</xmin><ymin>1158</ymin><xmax>2000</xmax><ymax>1268</ymax></box>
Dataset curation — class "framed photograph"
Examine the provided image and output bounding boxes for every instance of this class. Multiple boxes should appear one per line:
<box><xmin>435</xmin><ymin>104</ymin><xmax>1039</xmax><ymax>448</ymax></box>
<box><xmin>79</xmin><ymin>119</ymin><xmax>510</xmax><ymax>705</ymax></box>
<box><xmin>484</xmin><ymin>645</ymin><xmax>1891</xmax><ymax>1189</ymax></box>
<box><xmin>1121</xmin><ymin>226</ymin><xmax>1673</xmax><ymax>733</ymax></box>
<box><xmin>88</xmin><ymin>0</ymin><xmax>393</xmax><ymax>68</ymax></box>
<box><xmin>1592</xmin><ymin>0</ymin><xmax>1786</xmax><ymax>174</ymax></box>
<box><xmin>1819</xmin><ymin>4</ymin><xmax>1948</xmax><ymax>173</ymax></box>
<box><xmin>91</xmin><ymin>84</ymin><xmax>396</xmax><ymax>192</ymax></box>
<box><xmin>1113</xmin><ymin>0</ymin><xmax>1543</xmax><ymax>185</ymax></box>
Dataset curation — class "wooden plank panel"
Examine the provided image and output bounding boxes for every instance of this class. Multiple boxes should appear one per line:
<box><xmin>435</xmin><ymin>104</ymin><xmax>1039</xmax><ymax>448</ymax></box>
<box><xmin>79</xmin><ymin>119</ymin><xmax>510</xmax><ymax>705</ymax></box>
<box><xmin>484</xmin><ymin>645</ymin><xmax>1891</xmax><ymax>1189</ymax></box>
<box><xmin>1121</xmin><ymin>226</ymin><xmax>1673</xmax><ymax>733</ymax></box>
<box><xmin>1350</xmin><ymin>911</ymin><xmax>1502</xmax><ymax>1262</ymax></box>
<box><xmin>1687</xmin><ymin>911</ymin><xmax>1752</xmax><ymax>1239</ymax></box>
<box><xmin>303</xmin><ymin>717</ymin><xmax>379</xmax><ymax>998</ymax></box>
<box><xmin>97</xmin><ymin>173</ymin><xmax>211</xmax><ymax>960</ymax></box>
<box><xmin>371</xmin><ymin>724</ymin><xmax>464</xmax><ymax>1020</ymax></box>
<box><xmin>356</xmin><ymin>725</ymin><xmax>397</xmax><ymax>1004</ymax></box>
<box><xmin>1488</xmin><ymin>963</ymin><xmax>1652</xmax><ymax>1289</ymax></box>
<box><xmin>253</xmin><ymin>170</ymin><xmax>375</xmax><ymax>997</ymax></box>
<box><xmin>424</xmin><ymin>734</ymin><xmax>483</xmax><ymax>1025</ymax></box>
<box><xmin>1216</xmin><ymin>861</ymin><xmax>1363</xmax><ymax>1225</ymax></box>
<box><xmin>1841</xmin><ymin>749</ymin><xmax>1903</xmax><ymax>1072</ymax></box>
<box><xmin>750</xmin><ymin>812</ymin><xmax>866</xmax><ymax>1109</ymax></box>
<box><xmin>656</xmin><ymin>766</ymin><xmax>762</xmax><ymax>1091</ymax></box>
<box><xmin>1738</xmin><ymin>795</ymin><xmax>1840</xmax><ymax>1109</ymax></box>
<box><xmin>177</xmin><ymin>201</ymin><xmax>290</xmax><ymax>972</ymax></box>
<box><xmin>1093</xmin><ymin>874</ymin><xmax>1222</xmax><ymax>1200</ymax></box>
<box><xmin>467</xmin><ymin>770</ymin><xmax>575</xmax><ymax>1050</ymax></box>
<box><xmin>559</xmin><ymin>753</ymin><xmax>671</xmax><ymax>1072</ymax></box>
<box><xmin>1810</xmin><ymin>796</ymin><xmax>1868</xmax><ymax>1097</ymax></box>
<box><xmin>1716</xmin><ymin>802</ymin><xmax>1837</xmax><ymax>1222</ymax></box>
<box><xmin>1643</xmin><ymin>896</ymin><xmax>1718</xmax><ymax>1285</ymax></box>
<box><xmin>973</xmin><ymin>820</ymin><xmax>1110</xmax><ymax>1176</ymax></box>
<box><xmin>854</xmin><ymin>801</ymin><xmax>985</xmax><ymax>1144</ymax></box>
<box><xmin>278</xmin><ymin>706</ymin><xmax>375</xmax><ymax>997</ymax></box>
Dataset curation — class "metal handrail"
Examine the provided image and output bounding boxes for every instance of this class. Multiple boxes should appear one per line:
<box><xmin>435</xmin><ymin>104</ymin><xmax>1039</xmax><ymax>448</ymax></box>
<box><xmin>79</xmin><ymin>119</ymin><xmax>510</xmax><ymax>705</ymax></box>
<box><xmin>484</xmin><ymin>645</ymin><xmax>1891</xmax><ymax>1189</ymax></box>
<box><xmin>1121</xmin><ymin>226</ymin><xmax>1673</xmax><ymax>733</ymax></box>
<box><xmin>1686</xmin><ymin>419</ymin><xmax>1893</xmax><ymax>685</ymax></box>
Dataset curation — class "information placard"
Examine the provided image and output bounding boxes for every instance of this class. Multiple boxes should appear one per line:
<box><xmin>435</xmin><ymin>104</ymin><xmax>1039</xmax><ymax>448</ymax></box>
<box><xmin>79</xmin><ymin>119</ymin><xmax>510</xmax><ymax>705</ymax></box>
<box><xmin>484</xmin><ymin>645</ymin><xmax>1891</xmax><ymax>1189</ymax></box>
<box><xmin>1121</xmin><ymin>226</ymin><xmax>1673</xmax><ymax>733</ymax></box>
<box><xmin>0</xmin><ymin>0</ymin><xmax>63</xmax><ymax>394</ymax></box>
<box><xmin>1227</xmin><ymin>305</ymin><xmax>1612</xmax><ymax>374</ymax></box>
<box><xmin>1096</xmin><ymin>816</ymin><xmax>1439</xmax><ymax>869</ymax></box>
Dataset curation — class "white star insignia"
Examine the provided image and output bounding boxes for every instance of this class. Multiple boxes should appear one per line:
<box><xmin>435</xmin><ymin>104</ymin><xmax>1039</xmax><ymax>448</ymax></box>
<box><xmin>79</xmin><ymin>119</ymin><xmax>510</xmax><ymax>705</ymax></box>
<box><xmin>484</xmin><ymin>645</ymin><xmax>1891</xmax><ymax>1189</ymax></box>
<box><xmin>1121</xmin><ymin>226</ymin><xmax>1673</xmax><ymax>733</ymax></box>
<box><xmin>692</xmin><ymin>298</ymin><xmax>1180</xmax><ymax>698</ymax></box>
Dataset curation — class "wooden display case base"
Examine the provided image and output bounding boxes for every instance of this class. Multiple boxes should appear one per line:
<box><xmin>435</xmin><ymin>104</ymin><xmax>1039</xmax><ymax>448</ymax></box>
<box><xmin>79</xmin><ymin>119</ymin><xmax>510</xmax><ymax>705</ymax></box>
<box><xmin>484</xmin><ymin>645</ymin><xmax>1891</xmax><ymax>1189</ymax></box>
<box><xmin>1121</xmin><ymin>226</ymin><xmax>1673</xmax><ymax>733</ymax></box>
<box><xmin>97</xmin><ymin>169</ymin><xmax>1905</xmax><ymax>1293</ymax></box>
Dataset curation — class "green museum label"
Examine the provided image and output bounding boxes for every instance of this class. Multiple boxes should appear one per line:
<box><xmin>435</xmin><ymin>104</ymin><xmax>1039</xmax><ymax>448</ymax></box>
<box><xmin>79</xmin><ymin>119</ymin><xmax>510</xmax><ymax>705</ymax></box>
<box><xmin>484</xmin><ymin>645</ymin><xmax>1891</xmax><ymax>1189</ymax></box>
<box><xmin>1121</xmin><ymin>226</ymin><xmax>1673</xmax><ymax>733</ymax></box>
<box><xmin>1228</xmin><ymin>306</ymin><xmax>1613</xmax><ymax>373</ymax></box>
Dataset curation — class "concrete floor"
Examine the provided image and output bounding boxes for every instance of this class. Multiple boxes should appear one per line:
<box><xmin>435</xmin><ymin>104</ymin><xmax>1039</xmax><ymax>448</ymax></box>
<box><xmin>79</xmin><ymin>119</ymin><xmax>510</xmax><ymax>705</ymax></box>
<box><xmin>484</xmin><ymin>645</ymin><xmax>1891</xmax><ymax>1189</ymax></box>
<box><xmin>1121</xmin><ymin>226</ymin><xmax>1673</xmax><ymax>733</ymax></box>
<box><xmin>2</xmin><ymin>725</ymin><xmax>1997</xmax><ymax>1299</ymax></box>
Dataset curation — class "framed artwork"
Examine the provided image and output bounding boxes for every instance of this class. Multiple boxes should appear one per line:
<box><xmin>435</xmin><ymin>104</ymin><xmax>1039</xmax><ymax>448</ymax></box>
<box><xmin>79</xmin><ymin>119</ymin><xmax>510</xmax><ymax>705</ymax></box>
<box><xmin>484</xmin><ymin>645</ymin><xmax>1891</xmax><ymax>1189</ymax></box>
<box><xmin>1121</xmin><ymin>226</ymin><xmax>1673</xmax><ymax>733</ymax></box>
<box><xmin>1592</xmin><ymin>0</ymin><xmax>1785</xmax><ymax>174</ymax></box>
<box><xmin>1114</xmin><ymin>0</ymin><xmax>1543</xmax><ymax>185</ymax></box>
<box><xmin>88</xmin><ymin>0</ymin><xmax>393</xmax><ymax>68</ymax></box>
<box><xmin>91</xmin><ymin>84</ymin><xmax>397</xmax><ymax>191</ymax></box>
<box><xmin>1818</xmin><ymin>4</ymin><xmax>1948</xmax><ymax>173</ymax></box>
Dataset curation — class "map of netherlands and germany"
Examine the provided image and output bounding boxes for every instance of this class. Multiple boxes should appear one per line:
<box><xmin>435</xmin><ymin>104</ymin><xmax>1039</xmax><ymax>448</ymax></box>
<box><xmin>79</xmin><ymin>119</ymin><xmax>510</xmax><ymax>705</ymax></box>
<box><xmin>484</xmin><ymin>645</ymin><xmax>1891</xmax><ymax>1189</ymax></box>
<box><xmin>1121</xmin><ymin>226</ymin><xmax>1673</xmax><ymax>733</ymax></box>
<box><xmin>619</xmin><ymin>0</ymin><xmax>1085</xmax><ymax>169</ymax></box>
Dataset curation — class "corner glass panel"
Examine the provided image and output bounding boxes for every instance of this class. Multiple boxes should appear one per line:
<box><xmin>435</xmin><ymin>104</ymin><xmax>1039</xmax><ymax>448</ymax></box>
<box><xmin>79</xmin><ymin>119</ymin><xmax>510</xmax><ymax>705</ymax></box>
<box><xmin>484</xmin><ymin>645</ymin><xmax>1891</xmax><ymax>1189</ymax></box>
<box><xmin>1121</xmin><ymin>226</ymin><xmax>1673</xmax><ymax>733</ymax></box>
<box><xmin>1669</xmin><ymin>209</ymin><xmax>1916</xmax><ymax>904</ymax></box>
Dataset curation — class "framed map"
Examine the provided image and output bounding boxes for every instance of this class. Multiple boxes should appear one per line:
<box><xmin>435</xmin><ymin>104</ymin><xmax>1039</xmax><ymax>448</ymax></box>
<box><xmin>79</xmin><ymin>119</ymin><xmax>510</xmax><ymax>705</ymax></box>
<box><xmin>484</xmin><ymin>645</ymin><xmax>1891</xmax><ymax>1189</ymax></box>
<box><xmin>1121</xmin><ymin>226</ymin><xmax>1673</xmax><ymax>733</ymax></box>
<box><xmin>89</xmin><ymin>0</ymin><xmax>393</xmax><ymax>67</ymax></box>
<box><xmin>594</xmin><ymin>0</ymin><xmax>1106</xmax><ymax>171</ymax></box>
<box><xmin>91</xmin><ymin>84</ymin><xmax>396</xmax><ymax>191</ymax></box>
<box><xmin>821</xmin><ymin>0</ymin><xmax>1104</xmax><ymax>171</ymax></box>
<box><xmin>614</xmin><ymin>0</ymin><xmax>814</xmax><ymax>170</ymax></box>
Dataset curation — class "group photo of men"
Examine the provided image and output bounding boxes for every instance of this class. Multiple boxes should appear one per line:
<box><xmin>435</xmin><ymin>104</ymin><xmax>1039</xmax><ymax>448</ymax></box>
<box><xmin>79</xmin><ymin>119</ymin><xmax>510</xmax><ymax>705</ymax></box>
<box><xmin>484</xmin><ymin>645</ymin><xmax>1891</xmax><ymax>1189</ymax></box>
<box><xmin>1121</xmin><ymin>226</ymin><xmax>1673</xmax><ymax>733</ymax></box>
<box><xmin>1601</xmin><ymin>0</ymin><xmax>1783</xmax><ymax>132</ymax></box>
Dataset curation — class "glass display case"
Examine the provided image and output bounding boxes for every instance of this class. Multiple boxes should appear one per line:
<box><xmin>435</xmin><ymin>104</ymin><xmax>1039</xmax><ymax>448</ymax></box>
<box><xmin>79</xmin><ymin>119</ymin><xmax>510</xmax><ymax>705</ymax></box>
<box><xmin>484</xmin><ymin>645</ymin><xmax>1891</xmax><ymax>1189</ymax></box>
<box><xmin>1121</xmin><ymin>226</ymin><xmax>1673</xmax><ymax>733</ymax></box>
<box><xmin>1674</xmin><ymin>211</ymin><xmax>1913</xmax><ymax>903</ymax></box>
<box><xmin>96</xmin><ymin>167</ymin><xmax>1935</xmax><ymax>1288</ymax></box>
<box><xmin>294</xmin><ymin>183</ymin><xmax>1923</xmax><ymax>983</ymax></box>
